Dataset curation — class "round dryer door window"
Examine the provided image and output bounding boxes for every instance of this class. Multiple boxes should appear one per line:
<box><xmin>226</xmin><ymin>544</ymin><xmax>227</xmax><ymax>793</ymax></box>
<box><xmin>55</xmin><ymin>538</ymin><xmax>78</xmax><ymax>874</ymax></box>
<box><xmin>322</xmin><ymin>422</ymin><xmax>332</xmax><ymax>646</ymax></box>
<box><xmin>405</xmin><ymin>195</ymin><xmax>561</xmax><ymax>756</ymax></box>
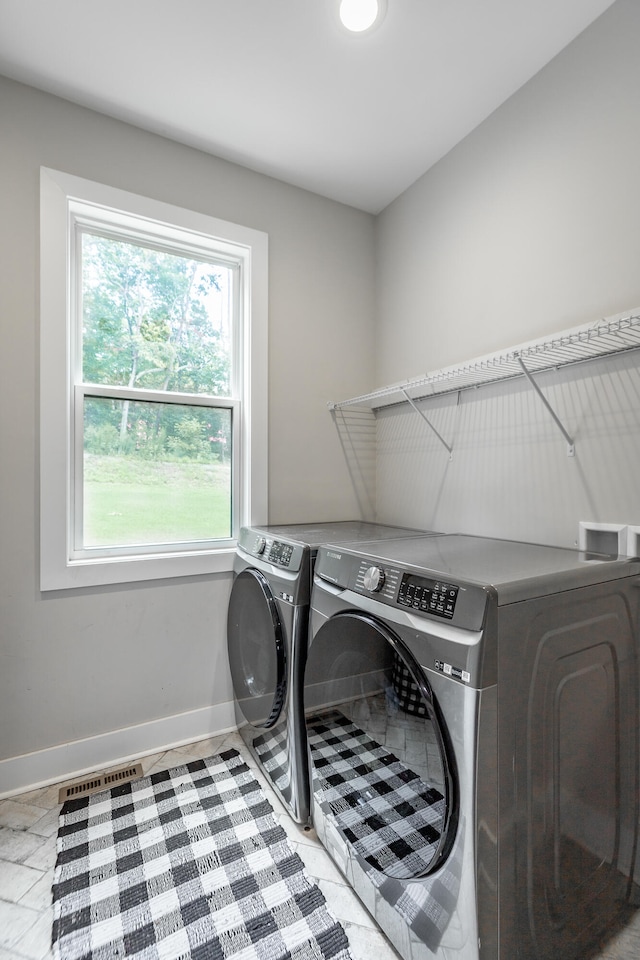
<box><xmin>305</xmin><ymin>610</ymin><xmax>458</xmax><ymax>880</ymax></box>
<box><xmin>227</xmin><ymin>568</ymin><xmax>286</xmax><ymax>728</ymax></box>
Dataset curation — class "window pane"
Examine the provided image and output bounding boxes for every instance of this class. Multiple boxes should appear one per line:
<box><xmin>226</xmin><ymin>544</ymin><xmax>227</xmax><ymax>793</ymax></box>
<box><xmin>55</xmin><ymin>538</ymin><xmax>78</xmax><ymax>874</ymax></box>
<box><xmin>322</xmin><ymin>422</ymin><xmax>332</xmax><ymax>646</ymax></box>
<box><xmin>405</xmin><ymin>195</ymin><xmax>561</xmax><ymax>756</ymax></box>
<box><xmin>82</xmin><ymin>233</ymin><xmax>232</xmax><ymax>396</ymax></box>
<box><xmin>82</xmin><ymin>397</ymin><xmax>232</xmax><ymax>548</ymax></box>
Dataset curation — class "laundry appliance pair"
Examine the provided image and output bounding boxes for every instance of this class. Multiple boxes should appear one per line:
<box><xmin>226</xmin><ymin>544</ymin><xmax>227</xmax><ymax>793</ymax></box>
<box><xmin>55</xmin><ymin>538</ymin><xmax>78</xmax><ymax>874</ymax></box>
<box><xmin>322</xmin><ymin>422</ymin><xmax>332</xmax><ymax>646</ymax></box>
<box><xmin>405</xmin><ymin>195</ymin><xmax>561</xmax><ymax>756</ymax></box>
<box><xmin>226</xmin><ymin>521</ymin><xmax>433</xmax><ymax>825</ymax></box>
<box><xmin>305</xmin><ymin>533</ymin><xmax>640</xmax><ymax>960</ymax></box>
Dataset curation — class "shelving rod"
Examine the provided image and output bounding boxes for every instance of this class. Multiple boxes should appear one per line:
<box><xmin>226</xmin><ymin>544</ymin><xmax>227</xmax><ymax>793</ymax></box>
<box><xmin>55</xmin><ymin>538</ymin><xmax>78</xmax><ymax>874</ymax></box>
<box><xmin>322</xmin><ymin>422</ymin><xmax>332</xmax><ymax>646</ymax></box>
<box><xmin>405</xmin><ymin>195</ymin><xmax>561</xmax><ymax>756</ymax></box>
<box><xmin>516</xmin><ymin>356</ymin><xmax>575</xmax><ymax>456</ymax></box>
<box><xmin>400</xmin><ymin>389</ymin><xmax>453</xmax><ymax>458</ymax></box>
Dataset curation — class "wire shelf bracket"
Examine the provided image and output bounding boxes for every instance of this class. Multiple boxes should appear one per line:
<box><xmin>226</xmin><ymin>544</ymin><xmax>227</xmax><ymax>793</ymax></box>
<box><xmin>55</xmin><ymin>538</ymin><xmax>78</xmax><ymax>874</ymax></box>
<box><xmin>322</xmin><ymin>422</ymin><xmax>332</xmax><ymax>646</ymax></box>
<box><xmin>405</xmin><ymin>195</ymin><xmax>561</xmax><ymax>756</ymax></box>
<box><xmin>400</xmin><ymin>388</ymin><xmax>454</xmax><ymax>459</ymax></box>
<box><xmin>516</xmin><ymin>355</ymin><xmax>575</xmax><ymax>456</ymax></box>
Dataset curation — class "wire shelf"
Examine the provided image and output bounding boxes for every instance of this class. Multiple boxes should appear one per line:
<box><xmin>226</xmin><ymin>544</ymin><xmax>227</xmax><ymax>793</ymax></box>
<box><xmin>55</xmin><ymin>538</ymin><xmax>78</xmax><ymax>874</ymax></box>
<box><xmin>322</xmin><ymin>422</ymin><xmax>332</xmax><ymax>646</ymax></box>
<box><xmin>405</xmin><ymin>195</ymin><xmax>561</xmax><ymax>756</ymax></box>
<box><xmin>328</xmin><ymin>309</ymin><xmax>640</xmax><ymax>410</ymax></box>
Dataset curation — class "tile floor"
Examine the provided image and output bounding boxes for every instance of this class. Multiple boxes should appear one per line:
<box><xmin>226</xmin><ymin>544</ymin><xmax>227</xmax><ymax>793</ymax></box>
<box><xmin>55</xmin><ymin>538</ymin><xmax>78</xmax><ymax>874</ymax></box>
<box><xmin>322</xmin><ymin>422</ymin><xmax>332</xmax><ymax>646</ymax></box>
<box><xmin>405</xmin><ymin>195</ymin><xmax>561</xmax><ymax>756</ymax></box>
<box><xmin>1</xmin><ymin>730</ymin><xmax>640</xmax><ymax>960</ymax></box>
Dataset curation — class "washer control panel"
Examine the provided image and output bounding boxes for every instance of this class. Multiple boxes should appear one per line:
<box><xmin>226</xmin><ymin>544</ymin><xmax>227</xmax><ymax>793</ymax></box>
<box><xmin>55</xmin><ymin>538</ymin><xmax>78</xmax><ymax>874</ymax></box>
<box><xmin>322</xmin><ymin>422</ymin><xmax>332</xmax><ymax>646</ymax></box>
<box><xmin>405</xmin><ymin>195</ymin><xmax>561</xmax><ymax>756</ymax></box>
<box><xmin>314</xmin><ymin>544</ymin><xmax>489</xmax><ymax>633</ymax></box>
<box><xmin>355</xmin><ymin>561</ymin><xmax>400</xmax><ymax>602</ymax></box>
<box><xmin>362</xmin><ymin>565</ymin><xmax>385</xmax><ymax>592</ymax></box>
<box><xmin>266</xmin><ymin>539</ymin><xmax>295</xmax><ymax>567</ymax></box>
<box><xmin>398</xmin><ymin>573</ymin><xmax>459</xmax><ymax>619</ymax></box>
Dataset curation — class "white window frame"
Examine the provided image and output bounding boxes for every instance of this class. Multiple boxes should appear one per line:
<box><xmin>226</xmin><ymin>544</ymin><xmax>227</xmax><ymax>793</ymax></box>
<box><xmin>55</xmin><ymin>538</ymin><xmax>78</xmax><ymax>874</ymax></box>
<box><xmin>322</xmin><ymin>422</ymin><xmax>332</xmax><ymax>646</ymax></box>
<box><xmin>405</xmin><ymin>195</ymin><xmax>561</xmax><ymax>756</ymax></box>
<box><xmin>40</xmin><ymin>167</ymin><xmax>268</xmax><ymax>590</ymax></box>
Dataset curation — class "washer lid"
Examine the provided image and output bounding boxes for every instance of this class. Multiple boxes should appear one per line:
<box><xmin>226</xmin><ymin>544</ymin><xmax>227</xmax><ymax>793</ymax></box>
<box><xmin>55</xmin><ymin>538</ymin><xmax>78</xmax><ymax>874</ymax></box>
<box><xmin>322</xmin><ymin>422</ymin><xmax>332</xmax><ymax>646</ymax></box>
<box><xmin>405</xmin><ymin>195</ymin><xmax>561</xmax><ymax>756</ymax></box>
<box><xmin>243</xmin><ymin>521</ymin><xmax>434</xmax><ymax>548</ymax></box>
<box><xmin>319</xmin><ymin>534</ymin><xmax>640</xmax><ymax>605</ymax></box>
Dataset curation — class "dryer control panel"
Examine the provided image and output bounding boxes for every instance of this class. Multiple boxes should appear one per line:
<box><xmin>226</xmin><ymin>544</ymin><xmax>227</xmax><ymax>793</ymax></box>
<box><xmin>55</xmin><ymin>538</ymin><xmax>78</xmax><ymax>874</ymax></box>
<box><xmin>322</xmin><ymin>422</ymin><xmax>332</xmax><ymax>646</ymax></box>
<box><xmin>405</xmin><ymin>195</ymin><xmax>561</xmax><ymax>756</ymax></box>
<box><xmin>397</xmin><ymin>573</ymin><xmax>459</xmax><ymax>619</ymax></box>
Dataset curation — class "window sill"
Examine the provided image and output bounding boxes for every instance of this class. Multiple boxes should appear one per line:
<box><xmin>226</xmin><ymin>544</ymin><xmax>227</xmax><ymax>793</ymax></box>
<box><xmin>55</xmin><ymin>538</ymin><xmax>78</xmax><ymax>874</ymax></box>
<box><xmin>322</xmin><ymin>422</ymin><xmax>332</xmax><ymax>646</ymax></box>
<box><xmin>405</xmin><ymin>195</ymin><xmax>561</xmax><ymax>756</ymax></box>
<box><xmin>40</xmin><ymin>546</ymin><xmax>237</xmax><ymax>592</ymax></box>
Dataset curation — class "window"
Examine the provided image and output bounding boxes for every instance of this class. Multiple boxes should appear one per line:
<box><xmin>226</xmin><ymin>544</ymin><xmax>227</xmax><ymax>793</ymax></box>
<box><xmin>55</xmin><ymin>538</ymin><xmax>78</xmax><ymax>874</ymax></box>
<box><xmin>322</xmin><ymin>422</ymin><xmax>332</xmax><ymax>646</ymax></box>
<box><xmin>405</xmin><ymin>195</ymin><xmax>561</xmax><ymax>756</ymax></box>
<box><xmin>40</xmin><ymin>168</ymin><xmax>267</xmax><ymax>589</ymax></box>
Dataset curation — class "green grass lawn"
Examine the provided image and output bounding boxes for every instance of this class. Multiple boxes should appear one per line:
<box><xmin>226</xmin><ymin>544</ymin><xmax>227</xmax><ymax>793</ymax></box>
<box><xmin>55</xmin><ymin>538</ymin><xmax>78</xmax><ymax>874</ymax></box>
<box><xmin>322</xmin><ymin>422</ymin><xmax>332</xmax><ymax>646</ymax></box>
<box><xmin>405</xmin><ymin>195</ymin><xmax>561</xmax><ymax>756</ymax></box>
<box><xmin>83</xmin><ymin>454</ymin><xmax>231</xmax><ymax>546</ymax></box>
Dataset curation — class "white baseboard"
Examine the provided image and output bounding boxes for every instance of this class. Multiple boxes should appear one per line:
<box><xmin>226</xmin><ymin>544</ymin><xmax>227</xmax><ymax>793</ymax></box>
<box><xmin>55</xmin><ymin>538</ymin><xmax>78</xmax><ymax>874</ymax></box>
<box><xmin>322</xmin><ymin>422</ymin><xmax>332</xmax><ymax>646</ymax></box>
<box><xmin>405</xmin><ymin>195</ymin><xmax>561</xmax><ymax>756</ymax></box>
<box><xmin>0</xmin><ymin>701</ymin><xmax>237</xmax><ymax>799</ymax></box>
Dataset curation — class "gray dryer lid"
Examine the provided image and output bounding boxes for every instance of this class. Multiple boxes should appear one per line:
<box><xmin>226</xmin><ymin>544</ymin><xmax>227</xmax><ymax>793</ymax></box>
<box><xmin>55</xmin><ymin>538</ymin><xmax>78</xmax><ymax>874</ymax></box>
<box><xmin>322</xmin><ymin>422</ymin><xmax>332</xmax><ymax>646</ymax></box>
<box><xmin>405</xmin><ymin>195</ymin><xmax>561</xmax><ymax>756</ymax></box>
<box><xmin>323</xmin><ymin>534</ymin><xmax>640</xmax><ymax>604</ymax></box>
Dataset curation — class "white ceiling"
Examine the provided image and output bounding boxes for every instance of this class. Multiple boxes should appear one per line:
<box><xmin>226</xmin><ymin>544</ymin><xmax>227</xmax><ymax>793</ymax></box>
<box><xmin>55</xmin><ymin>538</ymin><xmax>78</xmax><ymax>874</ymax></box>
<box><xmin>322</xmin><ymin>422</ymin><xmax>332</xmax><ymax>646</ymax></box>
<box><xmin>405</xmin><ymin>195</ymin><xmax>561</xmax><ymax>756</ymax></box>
<box><xmin>0</xmin><ymin>0</ymin><xmax>617</xmax><ymax>213</ymax></box>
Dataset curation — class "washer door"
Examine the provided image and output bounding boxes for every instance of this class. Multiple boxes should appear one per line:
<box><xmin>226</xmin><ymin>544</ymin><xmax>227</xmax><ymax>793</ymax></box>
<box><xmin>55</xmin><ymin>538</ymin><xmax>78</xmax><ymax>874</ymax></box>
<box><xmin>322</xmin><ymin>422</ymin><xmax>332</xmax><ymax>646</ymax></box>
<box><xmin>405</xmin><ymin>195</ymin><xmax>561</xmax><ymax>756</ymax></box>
<box><xmin>227</xmin><ymin>568</ymin><xmax>286</xmax><ymax>728</ymax></box>
<box><xmin>305</xmin><ymin>610</ymin><xmax>458</xmax><ymax>880</ymax></box>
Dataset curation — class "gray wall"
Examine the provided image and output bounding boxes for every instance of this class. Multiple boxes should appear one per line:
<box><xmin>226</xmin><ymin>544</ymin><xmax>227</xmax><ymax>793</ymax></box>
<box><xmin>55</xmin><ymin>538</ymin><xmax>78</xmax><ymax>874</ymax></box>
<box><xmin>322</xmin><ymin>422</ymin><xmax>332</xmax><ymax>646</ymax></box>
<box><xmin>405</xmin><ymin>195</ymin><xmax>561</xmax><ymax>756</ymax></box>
<box><xmin>3</xmin><ymin>0</ymin><xmax>640</xmax><ymax>784</ymax></box>
<box><xmin>0</xmin><ymin>76</ymin><xmax>375</xmax><ymax>771</ymax></box>
<box><xmin>373</xmin><ymin>0</ymin><xmax>640</xmax><ymax>545</ymax></box>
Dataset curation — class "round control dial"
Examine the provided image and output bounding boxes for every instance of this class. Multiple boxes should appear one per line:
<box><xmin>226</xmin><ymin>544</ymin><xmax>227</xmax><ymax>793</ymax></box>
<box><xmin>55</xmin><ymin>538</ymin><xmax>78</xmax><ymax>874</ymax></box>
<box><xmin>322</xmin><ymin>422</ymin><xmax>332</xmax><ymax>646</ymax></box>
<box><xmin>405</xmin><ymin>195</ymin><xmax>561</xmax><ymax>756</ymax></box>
<box><xmin>254</xmin><ymin>536</ymin><xmax>267</xmax><ymax>555</ymax></box>
<box><xmin>363</xmin><ymin>565</ymin><xmax>385</xmax><ymax>592</ymax></box>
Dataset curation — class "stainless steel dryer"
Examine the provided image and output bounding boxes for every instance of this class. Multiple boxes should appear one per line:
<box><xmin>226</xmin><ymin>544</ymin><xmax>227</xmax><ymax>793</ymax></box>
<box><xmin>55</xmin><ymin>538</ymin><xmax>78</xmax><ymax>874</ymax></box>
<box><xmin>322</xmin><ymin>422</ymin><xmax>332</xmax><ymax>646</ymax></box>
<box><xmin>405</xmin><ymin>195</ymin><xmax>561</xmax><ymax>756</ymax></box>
<box><xmin>304</xmin><ymin>534</ymin><xmax>640</xmax><ymax>960</ymax></box>
<box><xmin>226</xmin><ymin>521</ymin><xmax>433</xmax><ymax>824</ymax></box>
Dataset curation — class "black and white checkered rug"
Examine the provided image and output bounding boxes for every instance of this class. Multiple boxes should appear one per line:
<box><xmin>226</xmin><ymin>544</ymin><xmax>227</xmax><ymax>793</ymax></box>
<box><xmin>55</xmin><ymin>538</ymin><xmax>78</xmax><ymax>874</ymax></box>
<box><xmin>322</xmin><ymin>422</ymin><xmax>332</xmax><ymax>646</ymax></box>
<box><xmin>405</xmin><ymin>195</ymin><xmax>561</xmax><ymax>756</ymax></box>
<box><xmin>51</xmin><ymin>748</ymin><xmax>353</xmax><ymax>960</ymax></box>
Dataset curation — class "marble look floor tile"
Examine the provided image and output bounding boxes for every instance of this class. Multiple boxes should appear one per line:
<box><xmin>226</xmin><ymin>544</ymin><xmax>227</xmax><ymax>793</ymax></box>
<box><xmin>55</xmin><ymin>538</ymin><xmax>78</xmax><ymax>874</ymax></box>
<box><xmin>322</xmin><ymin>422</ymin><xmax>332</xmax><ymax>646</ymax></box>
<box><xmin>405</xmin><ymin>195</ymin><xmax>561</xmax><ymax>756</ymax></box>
<box><xmin>143</xmin><ymin>749</ymin><xmax>189</xmax><ymax>776</ymax></box>
<box><xmin>12</xmin><ymin>784</ymin><xmax>62</xmax><ymax>811</ymax></box>
<box><xmin>343</xmin><ymin>919</ymin><xmax>403</xmax><ymax>960</ymax></box>
<box><xmin>0</xmin><ymin>860</ymin><xmax>43</xmax><ymax>903</ymax></box>
<box><xmin>26</xmin><ymin>809</ymin><xmax>59</xmax><ymax>841</ymax></box>
<box><xmin>0</xmin><ymin>900</ymin><xmax>41</xmax><ymax>950</ymax></box>
<box><xmin>8</xmin><ymin>908</ymin><xmax>53</xmax><ymax>960</ymax></box>
<box><xmin>175</xmin><ymin>735</ymin><xmax>231</xmax><ymax>760</ymax></box>
<box><xmin>0</xmin><ymin>802</ymin><xmax>50</xmax><ymax>833</ymax></box>
<box><xmin>18</xmin><ymin>869</ymin><xmax>54</xmax><ymax>913</ymax></box>
<box><xmin>138</xmin><ymin>750</ymin><xmax>166</xmax><ymax>773</ymax></box>
<box><xmin>0</xmin><ymin>829</ymin><xmax>47</xmax><ymax>866</ymax></box>
<box><xmin>0</xmin><ymin>949</ymin><xmax>26</xmax><ymax>960</ymax></box>
<box><xmin>317</xmin><ymin>877</ymin><xmax>377</xmax><ymax>929</ymax></box>
<box><xmin>22</xmin><ymin>835</ymin><xmax>57</xmax><ymax>873</ymax></box>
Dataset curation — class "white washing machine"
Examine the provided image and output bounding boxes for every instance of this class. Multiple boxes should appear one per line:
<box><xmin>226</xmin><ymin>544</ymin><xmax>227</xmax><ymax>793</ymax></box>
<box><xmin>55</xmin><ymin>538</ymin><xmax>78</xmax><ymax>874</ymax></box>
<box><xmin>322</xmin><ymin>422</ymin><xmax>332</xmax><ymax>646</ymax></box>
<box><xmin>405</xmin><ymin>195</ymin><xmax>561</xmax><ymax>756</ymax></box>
<box><xmin>226</xmin><ymin>521</ymin><xmax>435</xmax><ymax>824</ymax></box>
<box><xmin>304</xmin><ymin>534</ymin><xmax>640</xmax><ymax>959</ymax></box>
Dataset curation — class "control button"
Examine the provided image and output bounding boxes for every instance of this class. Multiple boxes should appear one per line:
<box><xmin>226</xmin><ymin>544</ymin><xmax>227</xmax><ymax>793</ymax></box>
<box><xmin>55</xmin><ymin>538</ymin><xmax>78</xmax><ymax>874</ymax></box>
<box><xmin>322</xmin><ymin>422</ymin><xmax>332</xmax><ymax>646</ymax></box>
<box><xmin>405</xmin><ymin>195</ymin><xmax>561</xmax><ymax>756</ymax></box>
<box><xmin>255</xmin><ymin>536</ymin><xmax>267</xmax><ymax>555</ymax></box>
<box><xmin>363</xmin><ymin>566</ymin><xmax>385</xmax><ymax>593</ymax></box>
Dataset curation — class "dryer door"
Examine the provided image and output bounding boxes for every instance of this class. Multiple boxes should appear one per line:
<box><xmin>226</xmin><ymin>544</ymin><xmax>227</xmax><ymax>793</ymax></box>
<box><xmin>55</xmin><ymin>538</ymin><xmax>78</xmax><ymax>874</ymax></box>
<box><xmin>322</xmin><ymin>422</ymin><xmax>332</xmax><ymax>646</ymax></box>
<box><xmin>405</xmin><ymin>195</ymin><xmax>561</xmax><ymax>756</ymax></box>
<box><xmin>227</xmin><ymin>568</ymin><xmax>286</xmax><ymax>728</ymax></box>
<box><xmin>305</xmin><ymin>610</ymin><xmax>458</xmax><ymax>880</ymax></box>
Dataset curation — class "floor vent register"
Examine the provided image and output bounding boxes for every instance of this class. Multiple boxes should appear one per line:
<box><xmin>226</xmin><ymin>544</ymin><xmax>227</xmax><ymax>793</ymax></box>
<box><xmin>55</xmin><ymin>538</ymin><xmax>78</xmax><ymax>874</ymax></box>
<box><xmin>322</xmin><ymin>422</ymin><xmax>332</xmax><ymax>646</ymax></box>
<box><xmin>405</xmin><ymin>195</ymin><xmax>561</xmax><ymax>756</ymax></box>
<box><xmin>58</xmin><ymin>763</ymin><xmax>144</xmax><ymax>803</ymax></box>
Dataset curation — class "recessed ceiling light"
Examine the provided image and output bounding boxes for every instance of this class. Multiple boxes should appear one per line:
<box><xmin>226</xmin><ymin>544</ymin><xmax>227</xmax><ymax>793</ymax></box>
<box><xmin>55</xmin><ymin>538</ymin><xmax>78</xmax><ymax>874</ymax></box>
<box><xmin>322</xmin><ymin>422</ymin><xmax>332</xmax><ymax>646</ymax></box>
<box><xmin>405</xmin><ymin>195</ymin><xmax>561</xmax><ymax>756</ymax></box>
<box><xmin>339</xmin><ymin>0</ymin><xmax>387</xmax><ymax>34</ymax></box>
